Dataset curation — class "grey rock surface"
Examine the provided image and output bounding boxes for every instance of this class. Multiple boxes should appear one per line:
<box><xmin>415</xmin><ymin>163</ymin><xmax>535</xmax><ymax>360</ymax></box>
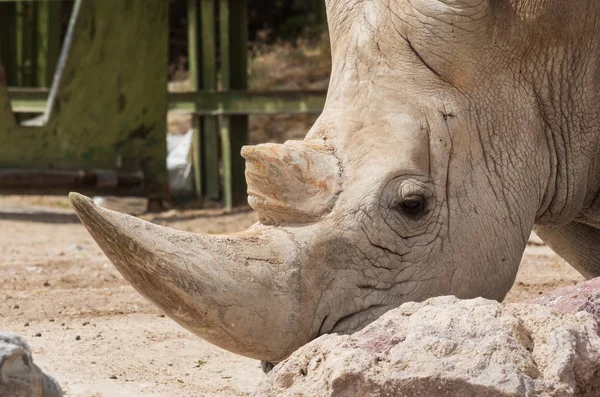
<box><xmin>528</xmin><ymin>277</ymin><xmax>600</xmax><ymax>319</ymax></box>
<box><xmin>0</xmin><ymin>332</ymin><xmax>63</xmax><ymax>397</ymax></box>
<box><xmin>258</xmin><ymin>296</ymin><xmax>600</xmax><ymax>397</ymax></box>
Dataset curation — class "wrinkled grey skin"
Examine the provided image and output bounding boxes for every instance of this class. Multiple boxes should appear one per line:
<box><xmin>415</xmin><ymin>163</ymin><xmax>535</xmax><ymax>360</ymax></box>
<box><xmin>0</xmin><ymin>333</ymin><xmax>63</xmax><ymax>397</ymax></box>
<box><xmin>71</xmin><ymin>0</ymin><xmax>600</xmax><ymax>364</ymax></box>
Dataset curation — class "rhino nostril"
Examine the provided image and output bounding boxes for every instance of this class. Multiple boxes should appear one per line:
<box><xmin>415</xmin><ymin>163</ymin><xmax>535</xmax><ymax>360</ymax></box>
<box><xmin>261</xmin><ymin>360</ymin><xmax>276</xmax><ymax>373</ymax></box>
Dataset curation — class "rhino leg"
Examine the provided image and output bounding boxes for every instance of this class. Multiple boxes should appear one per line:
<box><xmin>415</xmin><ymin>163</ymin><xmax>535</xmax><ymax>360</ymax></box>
<box><xmin>535</xmin><ymin>223</ymin><xmax>600</xmax><ymax>279</ymax></box>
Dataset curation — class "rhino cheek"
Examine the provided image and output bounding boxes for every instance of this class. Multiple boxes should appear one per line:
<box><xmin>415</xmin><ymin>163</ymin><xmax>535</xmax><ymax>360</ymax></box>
<box><xmin>302</xmin><ymin>222</ymin><xmax>446</xmax><ymax>337</ymax></box>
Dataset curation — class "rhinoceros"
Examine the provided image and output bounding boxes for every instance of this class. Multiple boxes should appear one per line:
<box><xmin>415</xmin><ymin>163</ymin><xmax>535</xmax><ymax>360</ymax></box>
<box><xmin>70</xmin><ymin>0</ymin><xmax>600</xmax><ymax>364</ymax></box>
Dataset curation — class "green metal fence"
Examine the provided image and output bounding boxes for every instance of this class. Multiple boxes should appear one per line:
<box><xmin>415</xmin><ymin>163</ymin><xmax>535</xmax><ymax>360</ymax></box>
<box><xmin>0</xmin><ymin>0</ymin><xmax>62</xmax><ymax>88</ymax></box>
<box><xmin>0</xmin><ymin>0</ymin><xmax>328</xmax><ymax>208</ymax></box>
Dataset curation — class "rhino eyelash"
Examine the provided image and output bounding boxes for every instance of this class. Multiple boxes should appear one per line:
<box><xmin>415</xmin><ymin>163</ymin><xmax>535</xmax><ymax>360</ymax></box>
<box><xmin>405</xmin><ymin>38</ymin><xmax>442</xmax><ymax>79</ymax></box>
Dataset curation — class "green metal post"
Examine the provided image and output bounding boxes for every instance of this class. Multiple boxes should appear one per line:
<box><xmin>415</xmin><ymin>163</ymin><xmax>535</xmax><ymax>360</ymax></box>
<box><xmin>0</xmin><ymin>0</ymin><xmax>169</xmax><ymax>198</ymax></box>
<box><xmin>34</xmin><ymin>0</ymin><xmax>62</xmax><ymax>87</ymax></box>
<box><xmin>16</xmin><ymin>0</ymin><xmax>35</xmax><ymax>87</ymax></box>
<box><xmin>187</xmin><ymin>0</ymin><xmax>202</xmax><ymax>200</ymax></box>
<box><xmin>200</xmin><ymin>0</ymin><xmax>219</xmax><ymax>199</ymax></box>
<box><xmin>219</xmin><ymin>0</ymin><xmax>232</xmax><ymax>208</ymax></box>
<box><xmin>227</xmin><ymin>0</ymin><xmax>249</xmax><ymax>207</ymax></box>
<box><xmin>30</xmin><ymin>0</ymin><xmax>39</xmax><ymax>86</ymax></box>
<box><xmin>218</xmin><ymin>0</ymin><xmax>230</xmax><ymax>92</ymax></box>
<box><xmin>15</xmin><ymin>0</ymin><xmax>25</xmax><ymax>86</ymax></box>
<box><xmin>0</xmin><ymin>2</ymin><xmax>18</xmax><ymax>86</ymax></box>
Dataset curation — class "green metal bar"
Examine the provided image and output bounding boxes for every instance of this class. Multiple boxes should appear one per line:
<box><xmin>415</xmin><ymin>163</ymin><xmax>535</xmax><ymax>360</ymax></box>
<box><xmin>187</xmin><ymin>0</ymin><xmax>202</xmax><ymax>200</ymax></box>
<box><xmin>169</xmin><ymin>90</ymin><xmax>326</xmax><ymax>115</ymax></box>
<box><xmin>219</xmin><ymin>115</ymin><xmax>232</xmax><ymax>207</ymax></box>
<box><xmin>34</xmin><ymin>0</ymin><xmax>61</xmax><ymax>87</ymax></box>
<box><xmin>191</xmin><ymin>114</ymin><xmax>202</xmax><ymax>201</ymax></box>
<box><xmin>200</xmin><ymin>0</ymin><xmax>219</xmax><ymax>199</ymax></box>
<box><xmin>8</xmin><ymin>88</ymin><xmax>328</xmax><ymax>115</ymax></box>
<box><xmin>219</xmin><ymin>0</ymin><xmax>232</xmax><ymax>208</ymax></box>
<box><xmin>30</xmin><ymin>0</ymin><xmax>39</xmax><ymax>86</ymax></box>
<box><xmin>0</xmin><ymin>2</ymin><xmax>18</xmax><ymax>85</ymax></box>
<box><xmin>200</xmin><ymin>0</ymin><xmax>217</xmax><ymax>91</ymax></box>
<box><xmin>17</xmin><ymin>0</ymin><xmax>35</xmax><ymax>87</ymax></box>
<box><xmin>227</xmin><ymin>0</ymin><xmax>249</xmax><ymax>207</ymax></box>
<box><xmin>229</xmin><ymin>0</ymin><xmax>247</xmax><ymax>90</ymax></box>
<box><xmin>15</xmin><ymin>0</ymin><xmax>24</xmax><ymax>86</ymax></box>
<box><xmin>187</xmin><ymin>0</ymin><xmax>200</xmax><ymax>92</ymax></box>
<box><xmin>219</xmin><ymin>0</ymin><xmax>230</xmax><ymax>92</ymax></box>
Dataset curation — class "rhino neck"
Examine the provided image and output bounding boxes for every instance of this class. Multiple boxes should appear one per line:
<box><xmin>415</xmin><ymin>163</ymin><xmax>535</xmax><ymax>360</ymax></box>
<box><xmin>527</xmin><ymin>37</ymin><xmax>600</xmax><ymax>225</ymax></box>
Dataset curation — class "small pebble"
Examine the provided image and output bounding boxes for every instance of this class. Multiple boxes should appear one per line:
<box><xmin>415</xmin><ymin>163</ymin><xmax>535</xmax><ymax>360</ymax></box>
<box><xmin>82</xmin><ymin>321</ymin><xmax>90</xmax><ymax>326</ymax></box>
<box><xmin>110</xmin><ymin>375</ymin><xmax>117</xmax><ymax>380</ymax></box>
<box><xmin>43</xmin><ymin>281</ymin><xmax>50</xmax><ymax>287</ymax></box>
<box><xmin>49</xmin><ymin>319</ymin><xmax>55</xmax><ymax>322</ymax></box>
<box><xmin>13</xmin><ymin>304</ymin><xmax>19</xmax><ymax>309</ymax></box>
<box><xmin>35</xmin><ymin>333</ymin><xmax>41</xmax><ymax>337</ymax></box>
<box><xmin>24</xmin><ymin>322</ymin><xmax>29</xmax><ymax>327</ymax></box>
<box><xmin>75</xmin><ymin>335</ymin><xmax>81</xmax><ymax>341</ymax></box>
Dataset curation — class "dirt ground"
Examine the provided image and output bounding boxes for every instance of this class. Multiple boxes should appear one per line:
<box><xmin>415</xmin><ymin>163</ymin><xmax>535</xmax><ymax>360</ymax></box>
<box><xmin>0</xmin><ymin>195</ymin><xmax>584</xmax><ymax>397</ymax></box>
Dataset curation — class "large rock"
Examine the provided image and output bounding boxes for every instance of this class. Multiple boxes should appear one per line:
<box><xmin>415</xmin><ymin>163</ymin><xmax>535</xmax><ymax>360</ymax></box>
<box><xmin>528</xmin><ymin>277</ymin><xmax>600</xmax><ymax>319</ymax></box>
<box><xmin>0</xmin><ymin>332</ymin><xmax>63</xmax><ymax>397</ymax></box>
<box><xmin>257</xmin><ymin>296</ymin><xmax>600</xmax><ymax>397</ymax></box>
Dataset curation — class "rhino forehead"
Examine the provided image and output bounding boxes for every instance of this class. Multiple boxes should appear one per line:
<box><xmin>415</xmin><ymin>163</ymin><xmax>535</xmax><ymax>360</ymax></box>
<box><xmin>313</xmin><ymin>113</ymin><xmax>432</xmax><ymax>176</ymax></box>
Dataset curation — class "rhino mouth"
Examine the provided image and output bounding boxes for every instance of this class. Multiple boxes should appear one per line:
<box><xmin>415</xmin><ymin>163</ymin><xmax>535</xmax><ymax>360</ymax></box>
<box><xmin>318</xmin><ymin>304</ymin><xmax>388</xmax><ymax>336</ymax></box>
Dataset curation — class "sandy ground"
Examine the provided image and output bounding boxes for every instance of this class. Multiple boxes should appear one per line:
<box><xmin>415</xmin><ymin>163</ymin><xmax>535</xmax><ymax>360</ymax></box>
<box><xmin>0</xmin><ymin>195</ymin><xmax>585</xmax><ymax>397</ymax></box>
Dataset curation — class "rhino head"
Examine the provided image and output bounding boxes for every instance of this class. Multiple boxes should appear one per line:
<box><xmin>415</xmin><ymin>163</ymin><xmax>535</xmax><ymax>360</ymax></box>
<box><xmin>71</xmin><ymin>0</ymin><xmax>580</xmax><ymax>362</ymax></box>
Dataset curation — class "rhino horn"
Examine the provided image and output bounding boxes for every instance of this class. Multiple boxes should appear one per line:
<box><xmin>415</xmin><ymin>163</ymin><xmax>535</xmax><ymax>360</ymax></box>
<box><xmin>241</xmin><ymin>140</ymin><xmax>341</xmax><ymax>224</ymax></box>
<box><xmin>69</xmin><ymin>193</ymin><xmax>307</xmax><ymax>362</ymax></box>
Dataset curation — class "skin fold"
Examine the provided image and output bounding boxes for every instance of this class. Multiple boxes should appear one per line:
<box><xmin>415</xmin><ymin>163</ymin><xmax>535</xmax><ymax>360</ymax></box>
<box><xmin>71</xmin><ymin>0</ymin><xmax>600</xmax><ymax>363</ymax></box>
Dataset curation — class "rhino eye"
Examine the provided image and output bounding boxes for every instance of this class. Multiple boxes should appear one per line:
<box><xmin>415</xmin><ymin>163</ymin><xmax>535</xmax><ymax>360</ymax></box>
<box><xmin>398</xmin><ymin>195</ymin><xmax>427</xmax><ymax>217</ymax></box>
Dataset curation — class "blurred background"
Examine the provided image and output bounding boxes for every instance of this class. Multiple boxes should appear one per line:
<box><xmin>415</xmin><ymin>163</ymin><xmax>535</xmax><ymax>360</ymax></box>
<box><xmin>0</xmin><ymin>0</ymin><xmax>332</xmax><ymax>210</ymax></box>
